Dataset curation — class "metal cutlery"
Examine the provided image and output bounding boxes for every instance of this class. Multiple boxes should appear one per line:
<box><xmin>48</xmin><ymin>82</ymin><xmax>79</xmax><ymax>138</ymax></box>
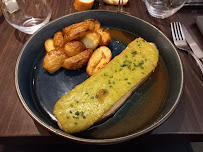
<box><xmin>171</xmin><ymin>22</ymin><xmax>203</xmax><ymax>74</ymax></box>
<box><xmin>181</xmin><ymin>24</ymin><xmax>203</xmax><ymax>60</ymax></box>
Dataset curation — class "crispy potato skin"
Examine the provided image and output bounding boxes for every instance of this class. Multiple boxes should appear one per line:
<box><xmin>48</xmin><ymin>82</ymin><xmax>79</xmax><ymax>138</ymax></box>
<box><xmin>74</xmin><ymin>0</ymin><xmax>95</xmax><ymax>11</ymax></box>
<box><xmin>86</xmin><ymin>19</ymin><xmax>101</xmax><ymax>30</ymax></box>
<box><xmin>80</xmin><ymin>31</ymin><xmax>101</xmax><ymax>50</ymax></box>
<box><xmin>42</xmin><ymin>19</ymin><xmax>112</xmax><ymax>74</ymax></box>
<box><xmin>62</xmin><ymin>20</ymin><xmax>95</xmax><ymax>35</ymax></box>
<box><xmin>44</xmin><ymin>38</ymin><xmax>55</xmax><ymax>53</ymax></box>
<box><xmin>43</xmin><ymin>50</ymin><xmax>67</xmax><ymax>74</ymax></box>
<box><xmin>64</xmin><ymin>41</ymin><xmax>86</xmax><ymax>57</ymax></box>
<box><xmin>96</xmin><ymin>28</ymin><xmax>111</xmax><ymax>46</ymax></box>
<box><xmin>62</xmin><ymin>20</ymin><xmax>95</xmax><ymax>42</ymax></box>
<box><xmin>62</xmin><ymin>49</ymin><xmax>93</xmax><ymax>70</ymax></box>
<box><xmin>53</xmin><ymin>32</ymin><xmax>65</xmax><ymax>49</ymax></box>
<box><xmin>86</xmin><ymin>46</ymin><xmax>112</xmax><ymax>76</ymax></box>
<box><xmin>103</xmin><ymin>0</ymin><xmax>128</xmax><ymax>5</ymax></box>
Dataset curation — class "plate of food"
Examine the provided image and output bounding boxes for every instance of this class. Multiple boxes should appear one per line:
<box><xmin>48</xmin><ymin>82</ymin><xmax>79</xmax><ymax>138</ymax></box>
<box><xmin>15</xmin><ymin>10</ymin><xmax>183</xmax><ymax>144</ymax></box>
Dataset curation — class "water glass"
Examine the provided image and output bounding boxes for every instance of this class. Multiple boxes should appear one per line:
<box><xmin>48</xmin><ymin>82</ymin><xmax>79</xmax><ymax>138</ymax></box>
<box><xmin>144</xmin><ymin>0</ymin><xmax>186</xmax><ymax>19</ymax></box>
<box><xmin>1</xmin><ymin>0</ymin><xmax>52</xmax><ymax>34</ymax></box>
<box><xmin>118</xmin><ymin>0</ymin><xmax>123</xmax><ymax>12</ymax></box>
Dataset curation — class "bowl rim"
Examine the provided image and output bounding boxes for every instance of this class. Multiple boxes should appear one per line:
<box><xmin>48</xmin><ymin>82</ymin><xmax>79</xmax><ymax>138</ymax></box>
<box><xmin>15</xmin><ymin>10</ymin><xmax>184</xmax><ymax>145</ymax></box>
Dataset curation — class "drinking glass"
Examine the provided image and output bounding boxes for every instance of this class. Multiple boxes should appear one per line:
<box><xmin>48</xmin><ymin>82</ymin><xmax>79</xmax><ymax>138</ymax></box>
<box><xmin>1</xmin><ymin>0</ymin><xmax>52</xmax><ymax>34</ymax></box>
<box><xmin>144</xmin><ymin>0</ymin><xmax>186</xmax><ymax>19</ymax></box>
<box><xmin>118</xmin><ymin>0</ymin><xmax>123</xmax><ymax>12</ymax></box>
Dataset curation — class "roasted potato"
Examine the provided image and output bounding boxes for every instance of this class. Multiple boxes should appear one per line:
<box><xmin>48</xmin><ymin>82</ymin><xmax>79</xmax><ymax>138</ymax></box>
<box><xmin>74</xmin><ymin>0</ymin><xmax>95</xmax><ymax>11</ymax></box>
<box><xmin>103</xmin><ymin>0</ymin><xmax>128</xmax><ymax>5</ymax></box>
<box><xmin>43</xmin><ymin>50</ymin><xmax>67</xmax><ymax>74</ymax></box>
<box><xmin>62</xmin><ymin>48</ymin><xmax>93</xmax><ymax>70</ymax></box>
<box><xmin>62</xmin><ymin>21</ymin><xmax>88</xmax><ymax>35</ymax></box>
<box><xmin>64</xmin><ymin>41</ymin><xmax>86</xmax><ymax>57</ymax></box>
<box><xmin>93</xmin><ymin>20</ymin><xmax>101</xmax><ymax>30</ymax></box>
<box><xmin>53</xmin><ymin>32</ymin><xmax>64</xmax><ymax>49</ymax></box>
<box><xmin>85</xmin><ymin>19</ymin><xmax>101</xmax><ymax>30</ymax></box>
<box><xmin>44</xmin><ymin>38</ymin><xmax>55</xmax><ymax>53</ymax></box>
<box><xmin>96</xmin><ymin>28</ymin><xmax>111</xmax><ymax>46</ymax></box>
<box><xmin>80</xmin><ymin>31</ymin><xmax>101</xmax><ymax>50</ymax></box>
<box><xmin>62</xmin><ymin>19</ymin><xmax>96</xmax><ymax>35</ymax></box>
<box><xmin>86</xmin><ymin>46</ymin><xmax>112</xmax><ymax>76</ymax></box>
<box><xmin>62</xmin><ymin>20</ymin><xmax>95</xmax><ymax>42</ymax></box>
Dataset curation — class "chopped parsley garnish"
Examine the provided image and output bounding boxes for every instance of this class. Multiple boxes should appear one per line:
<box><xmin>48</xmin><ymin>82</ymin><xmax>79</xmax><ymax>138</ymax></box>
<box><xmin>131</xmin><ymin>51</ymin><xmax>137</xmax><ymax>56</ymax></box>
<box><xmin>75</xmin><ymin>111</ymin><xmax>80</xmax><ymax>116</ymax></box>
<box><xmin>109</xmin><ymin>75</ymin><xmax>113</xmax><ymax>78</ymax></box>
<box><xmin>102</xmin><ymin>89</ymin><xmax>107</xmax><ymax>94</ymax></box>
<box><xmin>73</xmin><ymin>116</ymin><xmax>79</xmax><ymax>119</ymax></box>
<box><xmin>95</xmin><ymin>94</ymin><xmax>99</xmax><ymax>99</ymax></box>
<box><xmin>91</xmin><ymin>96</ymin><xmax>95</xmax><ymax>99</ymax></box>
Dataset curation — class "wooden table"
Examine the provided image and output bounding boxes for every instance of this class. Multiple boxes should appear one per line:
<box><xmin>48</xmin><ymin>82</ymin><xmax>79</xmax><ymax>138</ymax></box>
<box><xmin>0</xmin><ymin>0</ymin><xmax>203</xmax><ymax>145</ymax></box>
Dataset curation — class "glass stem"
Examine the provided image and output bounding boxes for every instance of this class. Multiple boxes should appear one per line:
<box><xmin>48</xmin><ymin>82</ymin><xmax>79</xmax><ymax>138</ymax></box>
<box><xmin>118</xmin><ymin>0</ymin><xmax>123</xmax><ymax>12</ymax></box>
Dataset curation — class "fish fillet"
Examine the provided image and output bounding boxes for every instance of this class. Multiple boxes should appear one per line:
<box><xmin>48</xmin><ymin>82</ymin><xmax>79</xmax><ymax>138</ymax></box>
<box><xmin>53</xmin><ymin>37</ymin><xmax>159</xmax><ymax>133</ymax></box>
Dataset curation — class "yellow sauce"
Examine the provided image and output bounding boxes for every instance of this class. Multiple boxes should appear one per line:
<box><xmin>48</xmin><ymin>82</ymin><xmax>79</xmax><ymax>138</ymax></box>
<box><xmin>53</xmin><ymin>37</ymin><xmax>159</xmax><ymax>133</ymax></box>
<box><xmin>78</xmin><ymin>29</ymin><xmax>168</xmax><ymax>139</ymax></box>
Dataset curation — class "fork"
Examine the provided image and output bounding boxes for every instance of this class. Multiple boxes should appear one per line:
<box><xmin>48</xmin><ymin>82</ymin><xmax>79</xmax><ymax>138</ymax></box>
<box><xmin>171</xmin><ymin>22</ymin><xmax>203</xmax><ymax>74</ymax></box>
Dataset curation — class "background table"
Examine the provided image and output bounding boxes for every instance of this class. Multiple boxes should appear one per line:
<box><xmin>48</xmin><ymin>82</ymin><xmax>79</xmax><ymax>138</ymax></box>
<box><xmin>0</xmin><ymin>0</ymin><xmax>203</xmax><ymax>144</ymax></box>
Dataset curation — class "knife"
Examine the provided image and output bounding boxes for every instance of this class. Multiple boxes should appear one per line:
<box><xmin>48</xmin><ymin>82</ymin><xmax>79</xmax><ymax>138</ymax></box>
<box><xmin>184</xmin><ymin>2</ymin><xmax>203</xmax><ymax>7</ymax></box>
<box><xmin>181</xmin><ymin>24</ymin><xmax>203</xmax><ymax>59</ymax></box>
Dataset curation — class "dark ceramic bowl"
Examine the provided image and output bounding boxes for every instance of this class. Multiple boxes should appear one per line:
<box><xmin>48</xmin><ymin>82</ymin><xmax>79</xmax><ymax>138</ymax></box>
<box><xmin>15</xmin><ymin>10</ymin><xmax>183</xmax><ymax>144</ymax></box>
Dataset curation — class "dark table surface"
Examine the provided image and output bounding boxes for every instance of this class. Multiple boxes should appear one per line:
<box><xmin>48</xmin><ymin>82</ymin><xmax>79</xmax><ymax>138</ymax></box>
<box><xmin>0</xmin><ymin>0</ymin><xmax>203</xmax><ymax>144</ymax></box>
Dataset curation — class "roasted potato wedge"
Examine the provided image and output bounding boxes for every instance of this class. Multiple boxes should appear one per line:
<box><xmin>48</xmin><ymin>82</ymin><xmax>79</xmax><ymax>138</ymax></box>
<box><xmin>96</xmin><ymin>28</ymin><xmax>111</xmax><ymax>46</ymax></box>
<box><xmin>62</xmin><ymin>20</ymin><xmax>95</xmax><ymax>42</ymax></box>
<box><xmin>62</xmin><ymin>19</ymin><xmax>96</xmax><ymax>35</ymax></box>
<box><xmin>64</xmin><ymin>41</ymin><xmax>86</xmax><ymax>57</ymax></box>
<box><xmin>85</xmin><ymin>19</ymin><xmax>101</xmax><ymax>30</ymax></box>
<box><xmin>93</xmin><ymin>20</ymin><xmax>101</xmax><ymax>30</ymax></box>
<box><xmin>80</xmin><ymin>31</ymin><xmax>101</xmax><ymax>50</ymax></box>
<box><xmin>53</xmin><ymin>32</ymin><xmax>64</xmax><ymax>49</ymax></box>
<box><xmin>74</xmin><ymin>0</ymin><xmax>94</xmax><ymax>11</ymax></box>
<box><xmin>86</xmin><ymin>46</ymin><xmax>112</xmax><ymax>76</ymax></box>
<box><xmin>44</xmin><ymin>38</ymin><xmax>55</xmax><ymax>53</ymax></box>
<box><xmin>43</xmin><ymin>50</ymin><xmax>67</xmax><ymax>74</ymax></box>
<box><xmin>103</xmin><ymin>0</ymin><xmax>128</xmax><ymax>5</ymax></box>
<box><xmin>62</xmin><ymin>48</ymin><xmax>93</xmax><ymax>70</ymax></box>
